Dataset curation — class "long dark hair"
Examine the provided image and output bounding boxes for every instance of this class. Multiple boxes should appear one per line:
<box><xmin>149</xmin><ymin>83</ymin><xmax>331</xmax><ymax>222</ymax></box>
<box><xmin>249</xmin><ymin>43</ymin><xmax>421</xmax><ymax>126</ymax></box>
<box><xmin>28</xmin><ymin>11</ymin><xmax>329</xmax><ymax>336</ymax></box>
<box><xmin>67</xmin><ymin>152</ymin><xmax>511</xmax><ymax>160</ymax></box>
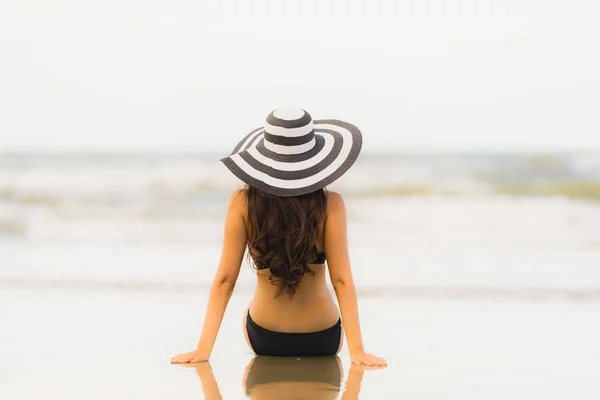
<box><xmin>244</xmin><ymin>185</ymin><xmax>328</xmax><ymax>298</ymax></box>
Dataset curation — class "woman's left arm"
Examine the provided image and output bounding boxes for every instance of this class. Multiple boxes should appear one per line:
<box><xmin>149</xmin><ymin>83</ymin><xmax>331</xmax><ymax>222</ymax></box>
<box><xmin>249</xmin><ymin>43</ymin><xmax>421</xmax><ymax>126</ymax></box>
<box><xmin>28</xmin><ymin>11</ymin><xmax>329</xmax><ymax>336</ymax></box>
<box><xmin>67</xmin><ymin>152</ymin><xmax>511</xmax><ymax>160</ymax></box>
<box><xmin>171</xmin><ymin>190</ymin><xmax>247</xmax><ymax>363</ymax></box>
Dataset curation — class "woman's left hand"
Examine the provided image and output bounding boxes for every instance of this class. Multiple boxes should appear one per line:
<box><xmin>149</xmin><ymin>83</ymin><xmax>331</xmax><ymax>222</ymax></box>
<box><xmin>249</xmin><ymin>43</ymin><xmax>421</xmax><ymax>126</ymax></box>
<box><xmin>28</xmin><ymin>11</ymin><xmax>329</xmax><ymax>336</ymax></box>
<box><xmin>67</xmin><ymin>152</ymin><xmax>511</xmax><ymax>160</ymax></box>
<box><xmin>171</xmin><ymin>349</ymin><xmax>210</xmax><ymax>364</ymax></box>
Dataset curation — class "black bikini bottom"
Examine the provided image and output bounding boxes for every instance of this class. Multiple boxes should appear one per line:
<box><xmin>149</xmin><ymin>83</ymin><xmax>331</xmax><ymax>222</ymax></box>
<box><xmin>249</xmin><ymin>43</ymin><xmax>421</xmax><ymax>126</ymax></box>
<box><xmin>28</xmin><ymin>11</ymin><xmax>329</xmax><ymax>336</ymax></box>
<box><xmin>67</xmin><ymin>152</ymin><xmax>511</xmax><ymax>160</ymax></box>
<box><xmin>246</xmin><ymin>312</ymin><xmax>342</xmax><ymax>357</ymax></box>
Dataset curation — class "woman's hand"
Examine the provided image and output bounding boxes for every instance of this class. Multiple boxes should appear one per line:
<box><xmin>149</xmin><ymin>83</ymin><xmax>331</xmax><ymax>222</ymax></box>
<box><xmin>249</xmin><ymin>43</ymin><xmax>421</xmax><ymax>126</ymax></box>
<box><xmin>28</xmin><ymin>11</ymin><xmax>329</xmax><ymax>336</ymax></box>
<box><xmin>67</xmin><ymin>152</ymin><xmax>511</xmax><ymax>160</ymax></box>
<box><xmin>350</xmin><ymin>351</ymin><xmax>387</xmax><ymax>367</ymax></box>
<box><xmin>171</xmin><ymin>349</ymin><xmax>210</xmax><ymax>364</ymax></box>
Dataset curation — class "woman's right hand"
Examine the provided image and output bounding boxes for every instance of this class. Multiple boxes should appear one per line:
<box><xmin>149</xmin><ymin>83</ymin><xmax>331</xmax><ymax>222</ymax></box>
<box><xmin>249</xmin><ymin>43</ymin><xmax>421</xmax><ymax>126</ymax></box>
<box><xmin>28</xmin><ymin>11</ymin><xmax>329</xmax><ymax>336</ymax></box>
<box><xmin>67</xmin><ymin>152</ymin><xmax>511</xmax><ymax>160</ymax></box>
<box><xmin>350</xmin><ymin>351</ymin><xmax>387</xmax><ymax>367</ymax></box>
<box><xmin>171</xmin><ymin>349</ymin><xmax>210</xmax><ymax>364</ymax></box>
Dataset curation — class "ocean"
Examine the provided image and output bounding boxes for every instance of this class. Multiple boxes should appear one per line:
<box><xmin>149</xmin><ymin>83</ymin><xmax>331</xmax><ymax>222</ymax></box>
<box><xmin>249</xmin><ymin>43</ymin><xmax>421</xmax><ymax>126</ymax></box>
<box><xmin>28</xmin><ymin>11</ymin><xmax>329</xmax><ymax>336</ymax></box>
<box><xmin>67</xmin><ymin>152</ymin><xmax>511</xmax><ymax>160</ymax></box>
<box><xmin>1</xmin><ymin>151</ymin><xmax>600</xmax><ymax>295</ymax></box>
<box><xmin>1</xmin><ymin>151</ymin><xmax>600</xmax><ymax>399</ymax></box>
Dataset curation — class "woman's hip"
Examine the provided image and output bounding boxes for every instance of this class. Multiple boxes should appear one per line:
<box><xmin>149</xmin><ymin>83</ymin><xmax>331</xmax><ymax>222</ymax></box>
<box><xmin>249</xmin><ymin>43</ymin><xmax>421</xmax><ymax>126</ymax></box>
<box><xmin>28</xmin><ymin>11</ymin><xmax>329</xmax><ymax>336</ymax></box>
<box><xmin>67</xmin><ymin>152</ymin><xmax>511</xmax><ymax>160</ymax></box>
<box><xmin>244</xmin><ymin>309</ymin><xmax>343</xmax><ymax>357</ymax></box>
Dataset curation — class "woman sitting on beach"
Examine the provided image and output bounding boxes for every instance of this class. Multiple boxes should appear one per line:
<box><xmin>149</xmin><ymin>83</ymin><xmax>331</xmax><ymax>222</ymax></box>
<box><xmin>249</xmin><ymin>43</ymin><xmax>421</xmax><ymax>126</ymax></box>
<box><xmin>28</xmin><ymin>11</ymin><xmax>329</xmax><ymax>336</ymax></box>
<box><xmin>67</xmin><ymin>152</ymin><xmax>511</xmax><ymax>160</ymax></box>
<box><xmin>171</xmin><ymin>107</ymin><xmax>386</xmax><ymax>367</ymax></box>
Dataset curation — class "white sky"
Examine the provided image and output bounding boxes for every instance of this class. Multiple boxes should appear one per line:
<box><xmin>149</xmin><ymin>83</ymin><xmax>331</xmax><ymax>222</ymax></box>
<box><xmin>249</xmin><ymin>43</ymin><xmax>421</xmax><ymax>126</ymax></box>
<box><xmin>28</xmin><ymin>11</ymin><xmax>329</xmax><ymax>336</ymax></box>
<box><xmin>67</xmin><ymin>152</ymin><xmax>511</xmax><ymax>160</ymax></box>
<box><xmin>1</xmin><ymin>0</ymin><xmax>599</xmax><ymax>153</ymax></box>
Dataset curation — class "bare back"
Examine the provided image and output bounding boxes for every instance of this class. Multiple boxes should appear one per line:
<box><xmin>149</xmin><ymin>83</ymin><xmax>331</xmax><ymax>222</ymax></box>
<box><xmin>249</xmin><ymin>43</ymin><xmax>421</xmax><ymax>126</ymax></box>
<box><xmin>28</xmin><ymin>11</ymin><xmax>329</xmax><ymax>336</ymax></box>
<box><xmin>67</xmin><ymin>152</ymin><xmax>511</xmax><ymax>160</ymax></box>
<box><xmin>245</xmin><ymin>193</ymin><xmax>341</xmax><ymax>333</ymax></box>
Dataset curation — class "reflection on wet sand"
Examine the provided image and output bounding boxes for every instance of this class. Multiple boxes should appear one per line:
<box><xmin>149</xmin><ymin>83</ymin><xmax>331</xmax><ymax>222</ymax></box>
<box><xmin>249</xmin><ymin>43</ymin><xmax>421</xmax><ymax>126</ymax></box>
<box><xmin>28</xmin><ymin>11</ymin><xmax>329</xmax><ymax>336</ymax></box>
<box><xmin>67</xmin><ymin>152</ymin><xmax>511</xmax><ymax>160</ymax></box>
<box><xmin>243</xmin><ymin>356</ymin><xmax>342</xmax><ymax>400</ymax></box>
<box><xmin>192</xmin><ymin>356</ymin><xmax>376</xmax><ymax>400</ymax></box>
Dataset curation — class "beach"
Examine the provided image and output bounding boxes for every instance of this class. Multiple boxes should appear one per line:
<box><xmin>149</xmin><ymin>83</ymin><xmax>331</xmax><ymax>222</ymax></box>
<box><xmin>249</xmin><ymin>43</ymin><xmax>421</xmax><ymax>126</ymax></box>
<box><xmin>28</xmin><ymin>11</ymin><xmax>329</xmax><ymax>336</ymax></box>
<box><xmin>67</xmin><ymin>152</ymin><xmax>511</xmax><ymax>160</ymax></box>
<box><xmin>3</xmin><ymin>0</ymin><xmax>600</xmax><ymax>396</ymax></box>
<box><xmin>1</xmin><ymin>152</ymin><xmax>600</xmax><ymax>398</ymax></box>
<box><xmin>1</xmin><ymin>287</ymin><xmax>599</xmax><ymax>399</ymax></box>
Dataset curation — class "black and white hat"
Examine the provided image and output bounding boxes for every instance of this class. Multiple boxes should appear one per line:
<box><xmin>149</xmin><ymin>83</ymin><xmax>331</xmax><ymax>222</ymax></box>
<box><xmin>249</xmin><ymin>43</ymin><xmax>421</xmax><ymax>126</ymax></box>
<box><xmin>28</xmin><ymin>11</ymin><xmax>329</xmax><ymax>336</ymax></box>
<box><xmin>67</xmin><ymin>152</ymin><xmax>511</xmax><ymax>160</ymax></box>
<box><xmin>220</xmin><ymin>107</ymin><xmax>362</xmax><ymax>197</ymax></box>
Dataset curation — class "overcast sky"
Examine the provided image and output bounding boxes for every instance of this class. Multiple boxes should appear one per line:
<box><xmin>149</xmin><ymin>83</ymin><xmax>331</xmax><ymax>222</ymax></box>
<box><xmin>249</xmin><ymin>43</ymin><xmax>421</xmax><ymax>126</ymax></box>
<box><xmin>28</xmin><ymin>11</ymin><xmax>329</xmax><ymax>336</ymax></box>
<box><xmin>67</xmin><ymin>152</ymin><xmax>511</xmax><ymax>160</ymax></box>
<box><xmin>1</xmin><ymin>0</ymin><xmax>599</xmax><ymax>153</ymax></box>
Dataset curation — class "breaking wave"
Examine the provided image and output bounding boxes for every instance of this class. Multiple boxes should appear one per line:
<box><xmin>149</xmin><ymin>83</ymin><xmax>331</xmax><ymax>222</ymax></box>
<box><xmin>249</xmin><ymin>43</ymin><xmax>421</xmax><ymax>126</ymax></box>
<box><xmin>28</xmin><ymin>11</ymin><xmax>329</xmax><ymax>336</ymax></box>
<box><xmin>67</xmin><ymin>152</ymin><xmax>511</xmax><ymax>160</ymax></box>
<box><xmin>1</xmin><ymin>151</ymin><xmax>599</xmax><ymax>240</ymax></box>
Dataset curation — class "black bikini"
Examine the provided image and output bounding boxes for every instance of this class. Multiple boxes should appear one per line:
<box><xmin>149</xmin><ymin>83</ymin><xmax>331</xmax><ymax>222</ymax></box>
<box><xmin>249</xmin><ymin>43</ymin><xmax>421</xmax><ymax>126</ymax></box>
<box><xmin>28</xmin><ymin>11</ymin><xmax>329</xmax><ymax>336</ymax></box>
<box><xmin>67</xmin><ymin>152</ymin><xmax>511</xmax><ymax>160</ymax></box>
<box><xmin>314</xmin><ymin>251</ymin><xmax>326</xmax><ymax>265</ymax></box>
<box><xmin>246</xmin><ymin>313</ymin><xmax>342</xmax><ymax>357</ymax></box>
<box><xmin>246</xmin><ymin>250</ymin><xmax>342</xmax><ymax>357</ymax></box>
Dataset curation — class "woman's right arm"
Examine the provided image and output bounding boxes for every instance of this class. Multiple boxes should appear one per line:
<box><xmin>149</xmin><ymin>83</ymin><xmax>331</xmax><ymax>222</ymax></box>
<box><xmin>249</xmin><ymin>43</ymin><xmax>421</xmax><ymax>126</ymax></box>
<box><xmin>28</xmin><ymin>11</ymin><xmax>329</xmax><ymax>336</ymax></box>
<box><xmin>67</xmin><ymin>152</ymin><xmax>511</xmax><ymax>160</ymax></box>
<box><xmin>325</xmin><ymin>192</ymin><xmax>387</xmax><ymax>367</ymax></box>
<box><xmin>171</xmin><ymin>190</ymin><xmax>247</xmax><ymax>363</ymax></box>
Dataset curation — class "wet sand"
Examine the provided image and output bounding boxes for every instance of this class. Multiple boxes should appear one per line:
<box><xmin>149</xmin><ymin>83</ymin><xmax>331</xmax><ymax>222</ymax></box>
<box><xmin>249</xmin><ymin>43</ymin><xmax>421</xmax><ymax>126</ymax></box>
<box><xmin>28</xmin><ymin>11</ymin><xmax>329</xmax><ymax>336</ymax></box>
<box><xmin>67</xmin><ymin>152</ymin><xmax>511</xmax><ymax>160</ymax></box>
<box><xmin>1</xmin><ymin>288</ymin><xmax>600</xmax><ymax>399</ymax></box>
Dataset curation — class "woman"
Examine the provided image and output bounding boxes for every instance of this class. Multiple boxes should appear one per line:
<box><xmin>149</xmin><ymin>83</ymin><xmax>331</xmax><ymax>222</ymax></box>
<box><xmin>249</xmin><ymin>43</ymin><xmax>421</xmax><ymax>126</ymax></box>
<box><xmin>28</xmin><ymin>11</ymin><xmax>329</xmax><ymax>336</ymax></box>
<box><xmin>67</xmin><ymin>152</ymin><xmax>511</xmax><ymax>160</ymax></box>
<box><xmin>171</xmin><ymin>107</ymin><xmax>386</xmax><ymax>366</ymax></box>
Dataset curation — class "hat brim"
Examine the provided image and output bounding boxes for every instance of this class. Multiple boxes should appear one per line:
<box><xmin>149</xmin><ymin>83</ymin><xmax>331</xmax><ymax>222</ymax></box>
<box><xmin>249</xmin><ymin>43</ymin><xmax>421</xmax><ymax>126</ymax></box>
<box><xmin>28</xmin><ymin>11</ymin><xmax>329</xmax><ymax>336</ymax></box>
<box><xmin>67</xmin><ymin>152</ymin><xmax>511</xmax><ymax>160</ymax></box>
<box><xmin>220</xmin><ymin>119</ymin><xmax>362</xmax><ymax>197</ymax></box>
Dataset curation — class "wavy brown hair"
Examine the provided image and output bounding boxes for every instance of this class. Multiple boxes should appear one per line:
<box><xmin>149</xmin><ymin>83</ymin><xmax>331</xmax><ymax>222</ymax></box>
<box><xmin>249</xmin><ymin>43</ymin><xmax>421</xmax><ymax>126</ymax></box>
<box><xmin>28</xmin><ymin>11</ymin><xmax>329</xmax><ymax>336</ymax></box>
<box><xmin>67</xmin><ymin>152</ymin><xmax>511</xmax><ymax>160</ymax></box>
<box><xmin>244</xmin><ymin>185</ymin><xmax>328</xmax><ymax>298</ymax></box>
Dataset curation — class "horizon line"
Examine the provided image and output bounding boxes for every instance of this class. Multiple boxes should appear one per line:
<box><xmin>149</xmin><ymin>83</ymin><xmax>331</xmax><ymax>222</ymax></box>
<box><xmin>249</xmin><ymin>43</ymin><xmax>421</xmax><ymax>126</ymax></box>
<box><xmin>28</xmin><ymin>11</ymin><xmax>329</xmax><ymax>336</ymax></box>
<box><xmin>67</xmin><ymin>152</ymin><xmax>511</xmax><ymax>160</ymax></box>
<box><xmin>1</xmin><ymin>147</ymin><xmax>599</xmax><ymax>156</ymax></box>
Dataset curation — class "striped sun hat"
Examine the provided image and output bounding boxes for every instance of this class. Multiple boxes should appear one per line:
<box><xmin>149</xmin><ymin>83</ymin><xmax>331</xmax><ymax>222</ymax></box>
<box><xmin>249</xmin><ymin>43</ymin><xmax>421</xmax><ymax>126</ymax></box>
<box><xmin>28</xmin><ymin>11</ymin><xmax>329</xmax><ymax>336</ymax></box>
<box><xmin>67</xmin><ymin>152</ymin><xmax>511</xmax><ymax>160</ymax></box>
<box><xmin>220</xmin><ymin>107</ymin><xmax>362</xmax><ymax>197</ymax></box>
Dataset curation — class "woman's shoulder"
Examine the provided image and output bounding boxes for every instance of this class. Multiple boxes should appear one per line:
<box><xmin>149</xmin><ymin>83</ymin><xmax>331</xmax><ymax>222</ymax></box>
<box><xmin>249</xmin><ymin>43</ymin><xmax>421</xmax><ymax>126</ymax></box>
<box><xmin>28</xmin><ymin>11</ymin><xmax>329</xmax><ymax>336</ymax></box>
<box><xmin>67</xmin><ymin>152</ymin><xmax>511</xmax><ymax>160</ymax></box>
<box><xmin>326</xmin><ymin>191</ymin><xmax>345</xmax><ymax>213</ymax></box>
<box><xmin>226</xmin><ymin>189</ymin><xmax>247</xmax><ymax>215</ymax></box>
